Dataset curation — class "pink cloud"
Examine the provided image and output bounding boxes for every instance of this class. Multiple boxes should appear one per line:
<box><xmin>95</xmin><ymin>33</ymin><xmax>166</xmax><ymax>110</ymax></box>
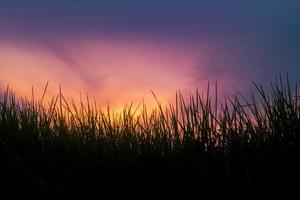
<box><xmin>0</xmin><ymin>37</ymin><xmax>243</xmax><ymax>111</ymax></box>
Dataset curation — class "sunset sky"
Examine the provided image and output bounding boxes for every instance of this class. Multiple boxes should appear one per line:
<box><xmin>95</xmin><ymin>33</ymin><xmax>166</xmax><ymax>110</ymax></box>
<box><xmin>0</xmin><ymin>0</ymin><xmax>300</xmax><ymax>109</ymax></box>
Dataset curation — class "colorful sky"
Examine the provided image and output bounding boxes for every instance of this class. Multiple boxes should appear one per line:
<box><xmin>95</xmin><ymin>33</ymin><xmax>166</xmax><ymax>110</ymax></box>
<box><xmin>0</xmin><ymin>0</ymin><xmax>300</xmax><ymax>109</ymax></box>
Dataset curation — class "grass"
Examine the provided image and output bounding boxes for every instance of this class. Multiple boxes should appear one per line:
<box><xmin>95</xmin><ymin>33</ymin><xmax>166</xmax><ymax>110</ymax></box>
<box><xmin>0</xmin><ymin>75</ymin><xmax>299</xmax><ymax>199</ymax></box>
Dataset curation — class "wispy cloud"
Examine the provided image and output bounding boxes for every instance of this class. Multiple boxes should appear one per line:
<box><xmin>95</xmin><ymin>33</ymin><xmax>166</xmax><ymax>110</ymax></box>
<box><xmin>0</xmin><ymin>0</ymin><xmax>299</xmax><ymax>107</ymax></box>
<box><xmin>34</xmin><ymin>40</ymin><xmax>106</xmax><ymax>91</ymax></box>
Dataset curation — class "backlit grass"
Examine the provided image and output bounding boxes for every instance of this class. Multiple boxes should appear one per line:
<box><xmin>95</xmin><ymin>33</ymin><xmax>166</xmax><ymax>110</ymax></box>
<box><xmin>0</xmin><ymin>75</ymin><xmax>299</xmax><ymax>199</ymax></box>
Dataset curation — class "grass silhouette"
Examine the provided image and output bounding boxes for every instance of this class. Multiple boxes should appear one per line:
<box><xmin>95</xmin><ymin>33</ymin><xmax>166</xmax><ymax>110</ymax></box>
<box><xmin>0</xmin><ymin>75</ymin><xmax>299</xmax><ymax>199</ymax></box>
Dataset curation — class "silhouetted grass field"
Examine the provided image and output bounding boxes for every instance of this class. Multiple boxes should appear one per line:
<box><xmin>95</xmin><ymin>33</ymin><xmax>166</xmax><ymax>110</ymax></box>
<box><xmin>0</xmin><ymin>76</ymin><xmax>299</xmax><ymax>199</ymax></box>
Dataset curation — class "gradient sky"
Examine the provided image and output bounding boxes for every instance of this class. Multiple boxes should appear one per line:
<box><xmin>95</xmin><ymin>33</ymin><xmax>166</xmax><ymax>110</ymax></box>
<box><xmin>0</xmin><ymin>0</ymin><xmax>300</xmax><ymax>109</ymax></box>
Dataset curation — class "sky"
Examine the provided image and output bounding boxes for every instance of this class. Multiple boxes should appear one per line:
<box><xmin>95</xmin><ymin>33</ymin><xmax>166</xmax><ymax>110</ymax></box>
<box><xmin>0</xmin><ymin>0</ymin><xmax>300</xmax><ymax>109</ymax></box>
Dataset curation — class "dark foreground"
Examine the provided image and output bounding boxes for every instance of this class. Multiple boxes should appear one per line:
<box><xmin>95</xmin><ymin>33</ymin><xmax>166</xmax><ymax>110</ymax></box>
<box><xmin>0</xmin><ymin>77</ymin><xmax>299</xmax><ymax>199</ymax></box>
<box><xmin>1</xmin><ymin>144</ymin><xmax>299</xmax><ymax>199</ymax></box>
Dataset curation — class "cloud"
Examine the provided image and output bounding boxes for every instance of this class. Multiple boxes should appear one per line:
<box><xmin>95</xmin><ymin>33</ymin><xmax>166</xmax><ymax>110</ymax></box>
<box><xmin>0</xmin><ymin>0</ymin><xmax>300</xmax><ymax>106</ymax></box>
<box><xmin>40</xmin><ymin>41</ymin><xmax>87</xmax><ymax>81</ymax></box>
<box><xmin>31</xmin><ymin>40</ymin><xmax>107</xmax><ymax>92</ymax></box>
<box><xmin>0</xmin><ymin>37</ymin><xmax>202</xmax><ymax>107</ymax></box>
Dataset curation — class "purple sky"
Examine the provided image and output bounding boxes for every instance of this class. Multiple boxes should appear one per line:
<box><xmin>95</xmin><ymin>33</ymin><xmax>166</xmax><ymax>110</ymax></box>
<box><xmin>0</xmin><ymin>0</ymin><xmax>300</xmax><ymax>108</ymax></box>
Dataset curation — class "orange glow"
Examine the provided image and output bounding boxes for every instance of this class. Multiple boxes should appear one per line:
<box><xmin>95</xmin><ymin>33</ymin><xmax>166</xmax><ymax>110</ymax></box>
<box><xmin>0</xmin><ymin>38</ymin><xmax>234</xmax><ymax>112</ymax></box>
